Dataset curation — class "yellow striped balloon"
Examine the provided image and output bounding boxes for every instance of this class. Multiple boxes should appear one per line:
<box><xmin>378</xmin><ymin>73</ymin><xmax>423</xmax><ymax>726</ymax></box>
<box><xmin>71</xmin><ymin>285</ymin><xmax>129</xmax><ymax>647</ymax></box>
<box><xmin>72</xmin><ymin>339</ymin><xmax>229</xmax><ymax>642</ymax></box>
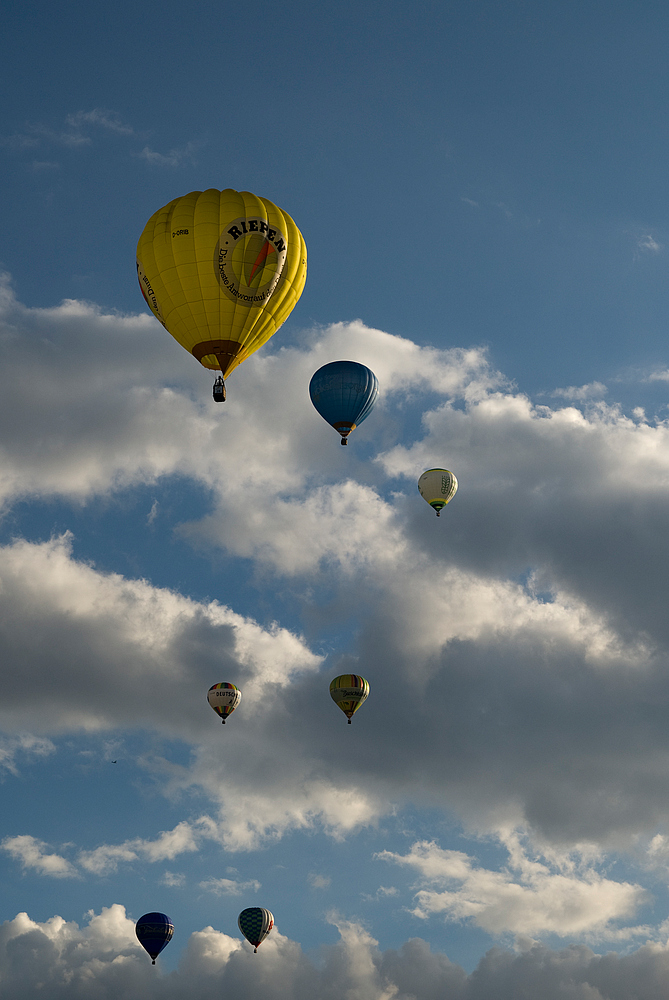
<box><xmin>137</xmin><ymin>189</ymin><xmax>307</xmax><ymax>393</ymax></box>
<box><xmin>329</xmin><ymin>674</ymin><xmax>370</xmax><ymax>724</ymax></box>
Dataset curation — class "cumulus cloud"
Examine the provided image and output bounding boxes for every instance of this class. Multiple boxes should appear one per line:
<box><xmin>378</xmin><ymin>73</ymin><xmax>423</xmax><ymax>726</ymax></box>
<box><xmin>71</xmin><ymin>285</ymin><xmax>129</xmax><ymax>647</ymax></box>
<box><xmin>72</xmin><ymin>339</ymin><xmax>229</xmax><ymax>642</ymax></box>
<box><xmin>0</xmin><ymin>732</ymin><xmax>55</xmax><ymax>776</ymax></box>
<box><xmin>0</xmin><ymin>276</ymin><xmax>495</xmax><ymax>510</ymax></box>
<box><xmin>0</xmin><ymin>532</ymin><xmax>351</xmax><ymax>851</ymax></box>
<box><xmin>378</xmin><ymin>838</ymin><xmax>648</xmax><ymax>941</ymax></box>
<box><xmin>549</xmin><ymin>381</ymin><xmax>607</xmax><ymax>401</ymax></box>
<box><xmin>6</xmin><ymin>280</ymin><xmax>669</xmax><ymax>866</ymax></box>
<box><xmin>0</xmin><ymin>273</ymin><xmax>225</xmax><ymax>505</ymax></box>
<box><xmin>77</xmin><ymin>820</ymin><xmax>208</xmax><ymax>875</ymax></box>
<box><xmin>1</xmin><ymin>835</ymin><xmax>77</xmax><ymax>878</ymax></box>
<box><xmin>2</xmin><ymin>905</ymin><xmax>669</xmax><ymax>1000</ymax></box>
<box><xmin>0</xmin><ymin>531</ymin><xmax>321</xmax><ymax>733</ymax></box>
<box><xmin>199</xmin><ymin>876</ymin><xmax>261</xmax><ymax>896</ymax></box>
<box><xmin>0</xmin><ymin>531</ymin><xmax>385</xmax><ymax>853</ymax></box>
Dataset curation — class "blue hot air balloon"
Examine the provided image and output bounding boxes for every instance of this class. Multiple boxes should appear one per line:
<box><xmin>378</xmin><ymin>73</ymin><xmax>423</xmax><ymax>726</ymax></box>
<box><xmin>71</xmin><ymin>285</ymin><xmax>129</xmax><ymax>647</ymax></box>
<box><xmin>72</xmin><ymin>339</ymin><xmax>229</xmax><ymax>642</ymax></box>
<box><xmin>309</xmin><ymin>361</ymin><xmax>378</xmax><ymax>445</ymax></box>
<box><xmin>135</xmin><ymin>912</ymin><xmax>174</xmax><ymax>965</ymax></box>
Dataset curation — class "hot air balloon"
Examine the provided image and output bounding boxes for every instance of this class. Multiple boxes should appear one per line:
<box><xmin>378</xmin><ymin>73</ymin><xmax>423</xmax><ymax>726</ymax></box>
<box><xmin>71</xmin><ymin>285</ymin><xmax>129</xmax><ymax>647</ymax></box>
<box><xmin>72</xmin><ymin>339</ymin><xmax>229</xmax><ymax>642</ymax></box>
<box><xmin>309</xmin><ymin>361</ymin><xmax>378</xmax><ymax>444</ymax></box>
<box><xmin>135</xmin><ymin>912</ymin><xmax>173</xmax><ymax>965</ymax></box>
<box><xmin>330</xmin><ymin>674</ymin><xmax>370</xmax><ymax>723</ymax></box>
<box><xmin>238</xmin><ymin>907</ymin><xmax>274</xmax><ymax>953</ymax></box>
<box><xmin>207</xmin><ymin>682</ymin><xmax>242</xmax><ymax>723</ymax></box>
<box><xmin>137</xmin><ymin>189</ymin><xmax>307</xmax><ymax>400</ymax></box>
<box><xmin>417</xmin><ymin>469</ymin><xmax>458</xmax><ymax>516</ymax></box>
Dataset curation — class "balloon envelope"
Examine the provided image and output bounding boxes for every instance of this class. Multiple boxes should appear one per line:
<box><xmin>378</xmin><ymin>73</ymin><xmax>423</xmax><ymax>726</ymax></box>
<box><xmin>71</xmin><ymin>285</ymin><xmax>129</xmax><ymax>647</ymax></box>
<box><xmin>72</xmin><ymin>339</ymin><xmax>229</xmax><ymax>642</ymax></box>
<box><xmin>135</xmin><ymin>912</ymin><xmax>174</xmax><ymax>964</ymax></box>
<box><xmin>207</xmin><ymin>682</ymin><xmax>242</xmax><ymax>723</ymax></box>
<box><xmin>330</xmin><ymin>674</ymin><xmax>370</xmax><ymax>723</ymax></box>
<box><xmin>238</xmin><ymin>907</ymin><xmax>274</xmax><ymax>952</ymax></box>
<box><xmin>417</xmin><ymin>469</ymin><xmax>458</xmax><ymax>516</ymax></box>
<box><xmin>137</xmin><ymin>189</ymin><xmax>307</xmax><ymax>384</ymax></box>
<box><xmin>309</xmin><ymin>361</ymin><xmax>378</xmax><ymax>443</ymax></box>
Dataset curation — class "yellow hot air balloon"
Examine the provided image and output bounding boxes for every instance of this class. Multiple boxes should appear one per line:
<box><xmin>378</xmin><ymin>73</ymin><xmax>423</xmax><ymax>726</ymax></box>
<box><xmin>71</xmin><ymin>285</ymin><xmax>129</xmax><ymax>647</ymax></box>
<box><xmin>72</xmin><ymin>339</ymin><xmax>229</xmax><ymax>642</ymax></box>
<box><xmin>137</xmin><ymin>189</ymin><xmax>307</xmax><ymax>400</ymax></box>
<box><xmin>330</xmin><ymin>674</ymin><xmax>370</xmax><ymax>724</ymax></box>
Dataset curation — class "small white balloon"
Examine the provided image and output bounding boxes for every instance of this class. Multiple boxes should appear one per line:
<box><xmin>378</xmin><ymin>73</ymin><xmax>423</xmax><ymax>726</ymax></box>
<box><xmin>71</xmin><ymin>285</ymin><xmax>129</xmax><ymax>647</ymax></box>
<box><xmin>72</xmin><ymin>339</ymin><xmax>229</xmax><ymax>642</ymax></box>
<box><xmin>207</xmin><ymin>683</ymin><xmax>242</xmax><ymax>723</ymax></box>
<box><xmin>418</xmin><ymin>469</ymin><xmax>458</xmax><ymax>516</ymax></box>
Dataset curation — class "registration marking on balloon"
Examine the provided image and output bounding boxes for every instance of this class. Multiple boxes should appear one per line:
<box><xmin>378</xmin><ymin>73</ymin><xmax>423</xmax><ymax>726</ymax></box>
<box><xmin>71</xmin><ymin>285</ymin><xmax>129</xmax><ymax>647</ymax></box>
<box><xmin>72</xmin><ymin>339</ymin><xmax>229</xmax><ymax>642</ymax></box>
<box><xmin>215</xmin><ymin>217</ymin><xmax>287</xmax><ymax>306</ymax></box>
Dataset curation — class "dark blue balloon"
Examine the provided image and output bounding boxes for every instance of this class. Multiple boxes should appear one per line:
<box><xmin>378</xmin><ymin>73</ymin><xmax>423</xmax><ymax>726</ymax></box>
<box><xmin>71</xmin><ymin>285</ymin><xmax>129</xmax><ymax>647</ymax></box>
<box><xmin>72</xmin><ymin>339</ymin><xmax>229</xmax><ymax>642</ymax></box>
<box><xmin>309</xmin><ymin>361</ymin><xmax>378</xmax><ymax>445</ymax></box>
<box><xmin>135</xmin><ymin>912</ymin><xmax>174</xmax><ymax>964</ymax></box>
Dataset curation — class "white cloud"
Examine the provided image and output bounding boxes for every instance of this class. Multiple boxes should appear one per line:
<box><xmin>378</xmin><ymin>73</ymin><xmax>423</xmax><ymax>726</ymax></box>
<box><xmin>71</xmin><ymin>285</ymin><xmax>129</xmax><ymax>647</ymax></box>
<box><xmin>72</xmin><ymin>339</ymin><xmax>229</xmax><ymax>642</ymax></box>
<box><xmin>194</xmin><ymin>779</ymin><xmax>386</xmax><ymax>852</ymax></box>
<box><xmin>309</xmin><ymin>873</ymin><xmax>332</xmax><ymax>889</ymax></box>
<box><xmin>6</xmin><ymin>283</ymin><xmax>669</xmax><ymax>858</ymax></box>
<box><xmin>161</xmin><ymin>870</ymin><xmax>185</xmax><ymax>887</ymax></box>
<box><xmin>199</xmin><ymin>876</ymin><xmax>261</xmax><ymax>896</ymax></box>
<box><xmin>2</xmin><ymin>903</ymin><xmax>669</xmax><ymax>999</ymax></box>
<box><xmin>65</xmin><ymin>109</ymin><xmax>133</xmax><ymax>134</ymax></box>
<box><xmin>30</xmin><ymin>159</ymin><xmax>60</xmax><ymax>171</ymax></box>
<box><xmin>1</xmin><ymin>110</ymin><xmax>133</xmax><ymax>154</ymax></box>
<box><xmin>0</xmin><ymin>531</ymin><xmax>384</xmax><ymax>852</ymax></box>
<box><xmin>550</xmin><ymin>381</ymin><xmax>607</xmax><ymax>401</ymax></box>
<box><xmin>78</xmin><ymin>819</ymin><xmax>208</xmax><ymax>875</ymax></box>
<box><xmin>361</xmin><ymin>885</ymin><xmax>399</xmax><ymax>902</ymax></box>
<box><xmin>2</xmin><ymin>819</ymin><xmax>222</xmax><ymax>881</ymax></box>
<box><xmin>379</xmin><ymin>838</ymin><xmax>648</xmax><ymax>940</ymax></box>
<box><xmin>0</xmin><ymin>133</ymin><xmax>40</xmax><ymax>151</ymax></box>
<box><xmin>138</xmin><ymin>142</ymin><xmax>199</xmax><ymax>167</ymax></box>
<box><xmin>637</xmin><ymin>234</ymin><xmax>663</xmax><ymax>253</ymax></box>
<box><xmin>0</xmin><ymin>278</ymin><xmax>496</xmax><ymax>511</ymax></box>
<box><xmin>0</xmin><ymin>733</ymin><xmax>55</xmax><ymax>775</ymax></box>
<box><xmin>1</xmin><ymin>835</ymin><xmax>77</xmax><ymax>878</ymax></box>
<box><xmin>12</xmin><ymin>122</ymin><xmax>91</xmax><ymax>148</ymax></box>
<box><xmin>0</xmin><ymin>531</ymin><xmax>321</xmax><ymax>734</ymax></box>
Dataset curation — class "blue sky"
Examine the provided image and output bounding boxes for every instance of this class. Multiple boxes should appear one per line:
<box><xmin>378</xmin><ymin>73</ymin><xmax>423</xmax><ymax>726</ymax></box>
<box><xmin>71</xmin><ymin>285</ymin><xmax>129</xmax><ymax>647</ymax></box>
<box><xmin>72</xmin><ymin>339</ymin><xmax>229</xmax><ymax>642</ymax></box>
<box><xmin>3</xmin><ymin>2</ymin><xmax>669</xmax><ymax>998</ymax></box>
